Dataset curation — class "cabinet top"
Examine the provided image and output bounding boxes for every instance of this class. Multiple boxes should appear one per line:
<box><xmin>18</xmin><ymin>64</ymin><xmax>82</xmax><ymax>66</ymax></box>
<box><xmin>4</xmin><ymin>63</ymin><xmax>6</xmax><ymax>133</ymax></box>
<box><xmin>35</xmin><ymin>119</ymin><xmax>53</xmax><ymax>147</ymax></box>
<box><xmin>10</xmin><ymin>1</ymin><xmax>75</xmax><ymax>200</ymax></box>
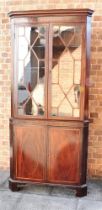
<box><xmin>8</xmin><ymin>9</ymin><xmax>94</xmax><ymax>18</ymax></box>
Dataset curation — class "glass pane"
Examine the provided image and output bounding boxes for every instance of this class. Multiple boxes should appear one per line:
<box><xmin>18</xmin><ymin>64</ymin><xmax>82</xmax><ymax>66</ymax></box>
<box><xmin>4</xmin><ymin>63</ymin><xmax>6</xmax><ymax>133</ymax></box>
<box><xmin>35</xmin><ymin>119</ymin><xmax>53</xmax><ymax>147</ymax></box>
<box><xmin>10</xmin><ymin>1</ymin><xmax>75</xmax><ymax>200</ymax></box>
<box><xmin>60</xmin><ymin>26</ymin><xmax>74</xmax><ymax>46</ymax></box>
<box><xmin>51</xmin><ymin>107</ymin><xmax>58</xmax><ymax>116</ymax></box>
<box><xmin>18</xmin><ymin>27</ymin><xmax>24</xmax><ymax>36</ymax></box>
<box><xmin>51</xmin><ymin>25</ymin><xmax>82</xmax><ymax>117</ymax></box>
<box><xmin>74</xmin><ymin>61</ymin><xmax>81</xmax><ymax>84</ymax></box>
<box><xmin>53</xmin><ymin>36</ymin><xmax>65</xmax><ymax>59</ymax></box>
<box><xmin>59</xmin><ymin>50</ymin><xmax>73</xmax><ymax>94</ymax></box>
<box><xmin>18</xmin><ymin>61</ymin><xmax>24</xmax><ymax>85</ymax></box>
<box><xmin>67</xmin><ymin>85</ymin><xmax>80</xmax><ymax>108</ymax></box>
<box><xmin>73</xmin><ymin>109</ymin><xmax>80</xmax><ymax>117</ymax></box>
<box><xmin>17</xmin><ymin>26</ymin><xmax>46</xmax><ymax>116</ymax></box>
<box><xmin>33</xmin><ymin>38</ymin><xmax>45</xmax><ymax>59</ymax></box>
<box><xmin>59</xmin><ymin>98</ymin><xmax>72</xmax><ymax>117</ymax></box>
<box><xmin>18</xmin><ymin>85</ymin><xmax>30</xmax><ymax>115</ymax></box>
<box><xmin>18</xmin><ymin>36</ymin><xmax>28</xmax><ymax>60</ymax></box>
<box><xmin>68</xmin><ymin>26</ymin><xmax>81</xmax><ymax>48</ymax></box>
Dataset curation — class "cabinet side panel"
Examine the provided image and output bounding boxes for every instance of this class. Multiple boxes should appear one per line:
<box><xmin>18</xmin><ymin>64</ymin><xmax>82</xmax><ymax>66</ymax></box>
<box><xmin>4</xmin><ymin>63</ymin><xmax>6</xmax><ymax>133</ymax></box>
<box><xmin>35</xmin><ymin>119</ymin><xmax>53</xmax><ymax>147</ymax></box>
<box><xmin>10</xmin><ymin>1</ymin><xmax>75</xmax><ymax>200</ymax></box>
<box><xmin>80</xmin><ymin>124</ymin><xmax>88</xmax><ymax>184</ymax></box>
<box><xmin>14</xmin><ymin>124</ymin><xmax>46</xmax><ymax>181</ymax></box>
<box><xmin>48</xmin><ymin>127</ymin><xmax>81</xmax><ymax>184</ymax></box>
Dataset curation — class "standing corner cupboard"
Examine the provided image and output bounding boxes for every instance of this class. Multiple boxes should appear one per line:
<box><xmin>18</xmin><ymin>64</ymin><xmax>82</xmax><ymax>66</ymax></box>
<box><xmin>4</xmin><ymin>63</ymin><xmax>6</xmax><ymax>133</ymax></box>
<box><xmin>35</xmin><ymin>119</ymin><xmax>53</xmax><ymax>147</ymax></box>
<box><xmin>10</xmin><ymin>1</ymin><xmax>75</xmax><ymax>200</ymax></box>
<box><xmin>8</xmin><ymin>9</ymin><xmax>94</xmax><ymax>197</ymax></box>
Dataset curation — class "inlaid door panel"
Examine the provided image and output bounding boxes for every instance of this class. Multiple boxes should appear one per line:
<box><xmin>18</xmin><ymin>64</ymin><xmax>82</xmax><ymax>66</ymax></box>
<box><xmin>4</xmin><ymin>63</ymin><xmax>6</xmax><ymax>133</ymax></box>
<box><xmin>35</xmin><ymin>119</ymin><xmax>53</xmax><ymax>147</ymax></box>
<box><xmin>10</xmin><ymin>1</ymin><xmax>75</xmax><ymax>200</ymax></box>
<box><xmin>48</xmin><ymin>127</ymin><xmax>81</xmax><ymax>184</ymax></box>
<box><xmin>14</xmin><ymin>125</ymin><xmax>46</xmax><ymax>181</ymax></box>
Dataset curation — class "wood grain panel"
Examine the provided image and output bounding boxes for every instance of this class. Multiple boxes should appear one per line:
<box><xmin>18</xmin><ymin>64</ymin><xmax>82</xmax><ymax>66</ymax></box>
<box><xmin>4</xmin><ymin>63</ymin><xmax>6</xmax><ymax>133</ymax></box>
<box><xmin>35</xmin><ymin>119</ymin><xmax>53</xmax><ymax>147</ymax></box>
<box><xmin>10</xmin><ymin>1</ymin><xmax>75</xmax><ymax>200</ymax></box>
<box><xmin>14</xmin><ymin>125</ymin><xmax>46</xmax><ymax>181</ymax></box>
<box><xmin>48</xmin><ymin>127</ymin><xmax>81</xmax><ymax>184</ymax></box>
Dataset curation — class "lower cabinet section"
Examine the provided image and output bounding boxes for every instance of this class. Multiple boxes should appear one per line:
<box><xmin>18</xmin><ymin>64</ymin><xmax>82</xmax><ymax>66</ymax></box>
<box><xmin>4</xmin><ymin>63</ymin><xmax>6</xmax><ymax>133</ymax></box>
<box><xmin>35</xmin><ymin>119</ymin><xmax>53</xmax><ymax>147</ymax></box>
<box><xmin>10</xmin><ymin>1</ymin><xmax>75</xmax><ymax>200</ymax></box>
<box><xmin>10</xmin><ymin>119</ymin><xmax>88</xmax><ymax>196</ymax></box>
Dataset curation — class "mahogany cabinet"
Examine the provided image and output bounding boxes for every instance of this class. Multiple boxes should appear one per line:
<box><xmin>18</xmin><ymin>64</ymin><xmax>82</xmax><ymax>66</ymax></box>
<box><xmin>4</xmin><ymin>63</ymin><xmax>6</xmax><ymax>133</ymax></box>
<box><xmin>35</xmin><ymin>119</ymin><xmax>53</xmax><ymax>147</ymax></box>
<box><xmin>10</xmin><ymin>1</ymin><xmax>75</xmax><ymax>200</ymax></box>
<box><xmin>8</xmin><ymin>9</ymin><xmax>94</xmax><ymax>196</ymax></box>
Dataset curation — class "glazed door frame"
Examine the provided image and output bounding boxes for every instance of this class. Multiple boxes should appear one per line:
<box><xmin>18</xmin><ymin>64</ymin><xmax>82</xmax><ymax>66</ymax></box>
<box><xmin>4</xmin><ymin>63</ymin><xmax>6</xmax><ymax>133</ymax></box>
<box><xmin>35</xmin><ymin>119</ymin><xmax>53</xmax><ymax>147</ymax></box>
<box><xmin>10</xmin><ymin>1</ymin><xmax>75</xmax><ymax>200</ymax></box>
<box><xmin>12</xmin><ymin>22</ymin><xmax>49</xmax><ymax>119</ymax></box>
<box><xmin>11</xmin><ymin>18</ymin><xmax>86</xmax><ymax>121</ymax></box>
<box><xmin>48</xmin><ymin>23</ymin><xmax>86</xmax><ymax>121</ymax></box>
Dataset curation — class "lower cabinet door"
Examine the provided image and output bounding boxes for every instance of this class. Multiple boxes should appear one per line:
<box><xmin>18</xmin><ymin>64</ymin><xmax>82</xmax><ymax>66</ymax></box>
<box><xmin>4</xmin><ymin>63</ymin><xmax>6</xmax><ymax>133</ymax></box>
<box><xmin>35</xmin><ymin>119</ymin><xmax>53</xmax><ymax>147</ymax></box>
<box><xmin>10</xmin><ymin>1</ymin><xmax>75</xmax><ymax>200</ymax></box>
<box><xmin>48</xmin><ymin>127</ymin><xmax>81</xmax><ymax>184</ymax></box>
<box><xmin>14</xmin><ymin>125</ymin><xmax>46</xmax><ymax>181</ymax></box>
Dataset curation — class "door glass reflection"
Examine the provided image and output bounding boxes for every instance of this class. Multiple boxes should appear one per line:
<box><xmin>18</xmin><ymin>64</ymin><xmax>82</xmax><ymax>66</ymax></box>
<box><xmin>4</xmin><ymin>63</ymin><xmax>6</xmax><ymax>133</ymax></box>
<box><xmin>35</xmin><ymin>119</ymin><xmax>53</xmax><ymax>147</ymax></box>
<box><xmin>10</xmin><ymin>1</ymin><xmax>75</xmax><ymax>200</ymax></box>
<box><xmin>17</xmin><ymin>26</ymin><xmax>46</xmax><ymax>116</ymax></box>
<box><xmin>51</xmin><ymin>25</ymin><xmax>82</xmax><ymax>117</ymax></box>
